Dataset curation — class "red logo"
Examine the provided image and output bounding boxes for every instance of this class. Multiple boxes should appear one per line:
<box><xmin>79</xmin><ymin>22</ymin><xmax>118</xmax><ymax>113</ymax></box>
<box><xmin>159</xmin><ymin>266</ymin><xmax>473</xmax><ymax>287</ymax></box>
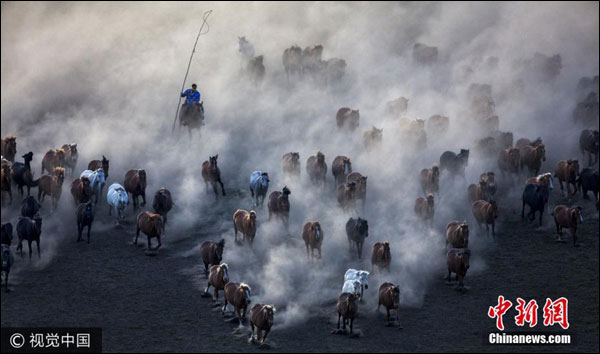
<box><xmin>543</xmin><ymin>297</ymin><xmax>569</xmax><ymax>329</ymax></box>
<box><xmin>488</xmin><ymin>296</ymin><xmax>513</xmax><ymax>331</ymax></box>
<box><xmin>514</xmin><ymin>298</ymin><xmax>539</xmax><ymax>327</ymax></box>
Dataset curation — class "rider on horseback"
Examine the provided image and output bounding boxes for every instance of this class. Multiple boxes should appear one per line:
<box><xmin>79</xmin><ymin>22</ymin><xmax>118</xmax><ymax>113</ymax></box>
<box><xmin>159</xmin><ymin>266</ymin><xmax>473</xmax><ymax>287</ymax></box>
<box><xmin>180</xmin><ymin>84</ymin><xmax>204</xmax><ymax>126</ymax></box>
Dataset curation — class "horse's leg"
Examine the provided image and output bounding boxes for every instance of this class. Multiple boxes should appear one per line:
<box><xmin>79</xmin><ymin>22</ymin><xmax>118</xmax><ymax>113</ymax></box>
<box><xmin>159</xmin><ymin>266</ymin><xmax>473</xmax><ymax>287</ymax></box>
<box><xmin>87</xmin><ymin>224</ymin><xmax>91</xmax><ymax>244</ymax></box>
<box><xmin>36</xmin><ymin>239</ymin><xmax>40</xmax><ymax>258</ymax></box>
<box><xmin>141</xmin><ymin>191</ymin><xmax>146</xmax><ymax>207</ymax></box>
<box><xmin>204</xmin><ymin>282</ymin><xmax>211</xmax><ymax>295</ymax></box>
<box><xmin>147</xmin><ymin>235</ymin><xmax>152</xmax><ymax>250</ymax></box>
<box><xmin>28</xmin><ymin>240</ymin><xmax>32</xmax><ymax>260</ymax></box>
<box><xmin>134</xmin><ymin>225</ymin><xmax>140</xmax><ymax>245</ymax></box>
<box><xmin>18</xmin><ymin>241</ymin><xmax>23</xmax><ymax>258</ymax></box>
<box><xmin>337</xmin><ymin>312</ymin><xmax>341</xmax><ymax>329</ymax></box>
<box><xmin>212</xmin><ymin>182</ymin><xmax>218</xmax><ymax>200</ymax></box>
<box><xmin>219</xmin><ymin>179</ymin><xmax>226</xmax><ymax>196</ymax></box>
<box><xmin>77</xmin><ymin>223</ymin><xmax>82</xmax><ymax>242</ymax></box>
<box><xmin>155</xmin><ymin>235</ymin><xmax>162</xmax><ymax>250</ymax></box>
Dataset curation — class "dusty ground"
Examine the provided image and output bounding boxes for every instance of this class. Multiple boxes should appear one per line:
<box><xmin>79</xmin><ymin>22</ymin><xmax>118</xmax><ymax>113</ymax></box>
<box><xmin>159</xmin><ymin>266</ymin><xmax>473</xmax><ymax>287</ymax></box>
<box><xmin>1</xmin><ymin>180</ymin><xmax>598</xmax><ymax>353</ymax></box>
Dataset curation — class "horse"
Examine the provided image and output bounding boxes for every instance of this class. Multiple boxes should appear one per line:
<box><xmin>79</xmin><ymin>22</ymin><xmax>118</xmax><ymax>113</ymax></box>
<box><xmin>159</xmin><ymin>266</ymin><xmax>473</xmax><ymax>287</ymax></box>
<box><xmin>522</xmin><ymin>184</ymin><xmax>549</xmax><ymax>226</ymax></box>
<box><xmin>134</xmin><ymin>211</ymin><xmax>163</xmax><ymax>251</ymax></box>
<box><xmin>346</xmin><ymin>172</ymin><xmax>367</xmax><ymax>208</ymax></box>
<box><xmin>378</xmin><ymin>282</ymin><xmax>401</xmax><ymax>326</ymax></box>
<box><xmin>11</xmin><ymin>152</ymin><xmax>38</xmax><ymax>197</ymax></box>
<box><xmin>579</xmin><ymin>129</ymin><xmax>599</xmax><ymax>167</ymax></box>
<box><xmin>336</xmin><ymin>293</ymin><xmax>358</xmax><ymax>335</ymax></box>
<box><xmin>341</xmin><ymin>279</ymin><xmax>362</xmax><ymax>300</ymax></box>
<box><xmin>475</xmin><ymin>136</ymin><xmax>497</xmax><ymax>158</ymax></box>
<box><xmin>577</xmin><ymin>168</ymin><xmax>599</xmax><ymax>201</ymax></box>
<box><xmin>1</xmin><ymin>160</ymin><xmax>12</xmax><ymax>205</ymax></box>
<box><xmin>76</xmin><ymin>202</ymin><xmax>94</xmax><ymax>243</ymax></box>
<box><xmin>344</xmin><ymin>269</ymin><xmax>369</xmax><ymax>301</ymax></box>
<box><xmin>472</xmin><ymin>200</ymin><xmax>498</xmax><ymax>238</ymax></box>
<box><xmin>552</xmin><ymin>205</ymin><xmax>584</xmax><ymax>246</ymax></box>
<box><xmin>1</xmin><ymin>136</ymin><xmax>17</xmax><ymax>162</ymax></box>
<box><xmin>371</xmin><ymin>241</ymin><xmax>391</xmax><ymax>273</ymax></box>
<box><xmin>205</xmin><ymin>263</ymin><xmax>229</xmax><ymax>301</ymax></box>
<box><xmin>238</xmin><ymin>36</ymin><xmax>255</xmax><ymax>62</ymax></box>
<box><xmin>80</xmin><ymin>168</ymin><xmax>106</xmax><ymax>204</ymax></box>
<box><xmin>336</xmin><ymin>108</ymin><xmax>360</xmax><ymax>131</ymax></box>
<box><xmin>498</xmin><ymin>148</ymin><xmax>521</xmax><ymax>181</ymax></box>
<box><xmin>490</xmin><ymin>130</ymin><xmax>514</xmax><ymax>150</ymax></box>
<box><xmin>480</xmin><ymin>172</ymin><xmax>497</xmax><ymax>197</ymax></box>
<box><xmin>554</xmin><ymin>159</ymin><xmax>580</xmax><ymax>197</ymax></box>
<box><xmin>246</xmin><ymin>55</ymin><xmax>265</xmax><ymax>85</ymax></box>
<box><xmin>249</xmin><ymin>171</ymin><xmax>270</xmax><ymax>208</ymax></box>
<box><xmin>385</xmin><ymin>97</ymin><xmax>409</xmax><ymax>118</ymax></box>
<box><xmin>124</xmin><ymin>169</ymin><xmax>147</xmax><ymax>209</ymax></box>
<box><xmin>346</xmin><ymin>217</ymin><xmax>368</xmax><ymax>259</ymax></box>
<box><xmin>302</xmin><ymin>221</ymin><xmax>323</xmax><ymax>262</ymax></box>
<box><xmin>1</xmin><ymin>223</ymin><xmax>12</xmax><ymax>246</ymax></box>
<box><xmin>447</xmin><ymin>248</ymin><xmax>470</xmax><ymax>288</ymax></box>
<box><xmin>223</xmin><ymin>282</ymin><xmax>252</xmax><ymax>326</ymax></box>
<box><xmin>427</xmin><ymin>115</ymin><xmax>449</xmax><ymax>137</ymax></box>
<box><xmin>179</xmin><ymin>101</ymin><xmax>205</xmax><ymax>137</ymax></box>
<box><xmin>515</xmin><ymin>137</ymin><xmax>543</xmax><ymax>150</ymax></box>
<box><xmin>306</xmin><ymin>152</ymin><xmax>327</xmax><ymax>187</ymax></box>
<box><xmin>440</xmin><ymin>149</ymin><xmax>469</xmax><ymax>177</ymax></box>
<box><xmin>21</xmin><ymin>196</ymin><xmax>41</xmax><ymax>218</ymax></box>
<box><xmin>520</xmin><ymin>144</ymin><xmax>546</xmax><ymax>177</ymax></box>
<box><xmin>38</xmin><ymin>167</ymin><xmax>65</xmax><ymax>210</ymax></box>
<box><xmin>233</xmin><ymin>209</ymin><xmax>257</xmax><ymax>246</ymax></box>
<box><xmin>282</xmin><ymin>45</ymin><xmax>302</xmax><ymax>81</ymax></box>
<box><xmin>201</xmin><ymin>155</ymin><xmax>226</xmax><ymax>199</ymax></box>
<box><xmin>446</xmin><ymin>221</ymin><xmax>469</xmax><ymax>248</ymax></box>
<box><xmin>200</xmin><ymin>239</ymin><xmax>225</xmax><ymax>276</ymax></box>
<box><xmin>336</xmin><ymin>181</ymin><xmax>356</xmax><ymax>210</ymax></box>
<box><xmin>282</xmin><ymin>152</ymin><xmax>301</xmax><ymax>177</ymax></box>
<box><xmin>249</xmin><ymin>304</ymin><xmax>276</xmax><ymax>345</ymax></box>
<box><xmin>88</xmin><ymin>155</ymin><xmax>110</xmax><ymax>179</ymax></box>
<box><xmin>16</xmin><ymin>214</ymin><xmax>42</xmax><ymax>260</ymax></box>
<box><xmin>61</xmin><ymin>143</ymin><xmax>78</xmax><ymax>176</ymax></box>
<box><xmin>41</xmin><ymin>148</ymin><xmax>66</xmax><ymax>175</ymax></box>
<box><xmin>363</xmin><ymin>127</ymin><xmax>383</xmax><ymax>151</ymax></box>
<box><xmin>419</xmin><ymin>165</ymin><xmax>439</xmax><ymax>195</ymax></box>
<box><xmin>267</xmin><ymin>186</ymin><xmax>291</xmax><ymax>228</ymax></box>
<box><xmin>414</xmin><ymin>194</ymin><xmax>435</xmax><ymax>226</ymax></box>
<box><xmin>107</xmin><ymin>183</ymin><xmax>128</xmax><ymax>222</ymax></box>
<box><xmin>332</xmin><ymin>156</ymin><xmax>352</xmax><ymax>188</ymax></box>
<box><xmin>526</xmin><ymin>172</ymin><xmax>555</xmax><ymax>199</ymax></box>
<box><xmin>152</xmin><ymin>188</ymin><xmax>173</xmax><ymax>232</ymax></box>
<box><xmin>467</xmin><ymin>180</ymin><xmax>490</xmax><ymax>203</ymax></box>
<box><xmin>1</xmin><ymin>244</ymin><xmax>13</xmax><ymax>292</ymax></box>
<box><xmin>70</xmin><ymin>176</ymin><xmax>93</xmax><ymax>205</ymax></box>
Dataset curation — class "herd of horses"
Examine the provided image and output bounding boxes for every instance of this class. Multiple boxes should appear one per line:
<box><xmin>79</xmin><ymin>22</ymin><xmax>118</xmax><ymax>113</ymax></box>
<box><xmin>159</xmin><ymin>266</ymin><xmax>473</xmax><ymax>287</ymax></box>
<box><xmin>0</xmin><ymin>97</ymin><xmax>599</xmax><ymax>343</ymax></box>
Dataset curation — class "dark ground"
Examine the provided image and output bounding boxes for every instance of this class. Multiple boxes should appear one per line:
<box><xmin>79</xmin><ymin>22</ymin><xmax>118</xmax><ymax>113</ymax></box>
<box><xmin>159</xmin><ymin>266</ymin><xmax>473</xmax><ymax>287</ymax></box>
<box><xmin>1</xmin><ymin>176</ymin><xmax>598</xmax><ymax>353</ymax></box>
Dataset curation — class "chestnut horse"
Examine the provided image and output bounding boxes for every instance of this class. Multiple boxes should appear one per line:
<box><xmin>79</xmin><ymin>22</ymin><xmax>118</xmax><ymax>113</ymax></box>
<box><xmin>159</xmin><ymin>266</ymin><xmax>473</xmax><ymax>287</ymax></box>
<box><xmin>41</xmin><ymin>148</ymin><xmax>66</xmax><ymax>175</ymax></box>
<box><xmin>306</xmin><ymin>151</ymin><xmax>327</xmax><ymax>187</ymax></box>
<box><xmin>414</xmin><ymin>194</ymin><xmax>434</xmax><ymax>226</ymax></box>
<box><xmin>201</xmin><ymin>155</ymin><xmax>226</xmax><ymax>199</ymax></box>
<box><xmin>371</xmin><ymin>241</ymin><xmax>391</xmax><ymax>273</ymax></box>
<box><xmin>38</xmin><ymin>167</ymin><xmax>65</xmax><ymax>210</ymax></box>
<box><xmin>554</xmin><ymin>159</ymin><xmax>580</xmax><ymax>197</ymax></box>
<box><xmin>419</xmin><ymin>164</ymin><xmax>439</xmax><ymax>195</ymax></box>
<box><xmin>267</xmin><ymin>186</ymin><xmax>291</xmax><ymax>228</ymax></box>
<box><xmin>552</xmin><ymin>205</ymin><xmax>583</xmax><ymax>246</ymax></box>
<box><xmin>520</xmin><ymin>143</ymin><xmax>546</xmax><ymax>177</ymax></box>
<box><xmin>61</xmin><ymin>143</ymin><xmax>78</xmax><ymax>176</ymax></box>
<box><xmin>337</xmin><ymin>292</ymin><xmax>358</xmax><ymax>334</ymax></box>
<box><xmin>70</xmin><ymin>176</ymin><xmax>93</xmax><ymax>205</ymax></box>
<box><xmin>378</xmin><ymin>282</ymin><xmax>401</xmax><ymax>326</ymax></box>
<box><xmin>1</xmin><ymin>136</ymin><xmax>17</xmax><ymax>162</ymax></box>
<box><xmin>446</xmin><ymin>221</ymin><xmax>469</xmax><ymax>248</ymax></box>
<box><xmin>200</xmin><ymin>239</ymin><xmax>225</xmax><ymax>276</ymax></box>
<box><xmin>134</xmin><ymin>211</ymin><xmax>163</xmax><ymax>251</ymax></box>
<box><xmin>233</xmin><ymin>209</ymin><xmax>257</xmax><ymax>246</ymax></box>
<box><xmin>302</xmin><ymin>221</ymin><xmax>323</xmax><ymax>262</ymax></box>
<box><xmin>471</xmin><ymin>200</ymin><xmax>498</xmax><ymax>238</ymax></box>
<box><xmin>249</xmin><ymin>304</ymin><xmax>276</xmax><ymax>345</ymax></box>
<box><xmin>223</xmin><ymin>282</ymin><xmax>252</xmax><ymax>326</ymax></box>
<box><xmin>124</xmin><ymin>169</ymin><xmax>147</xmax><ymax>209</ymax></box>
<box><xmin>332</xmin><ymin>155</ymin><xmax>352</xmax><ymax>188</ymax></box>
<box><xmin>205</xmin><ymin>263</ymin><xmax>229</xmax><ymax>301</ymax></box>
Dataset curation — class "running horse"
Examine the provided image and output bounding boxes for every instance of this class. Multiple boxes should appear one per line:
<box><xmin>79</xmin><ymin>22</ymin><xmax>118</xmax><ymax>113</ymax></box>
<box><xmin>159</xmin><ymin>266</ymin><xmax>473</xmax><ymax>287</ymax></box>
<box><xmin>179</xmin><ymin>100</ymin><xmax>204</xmax><ymax>137</ymax></box>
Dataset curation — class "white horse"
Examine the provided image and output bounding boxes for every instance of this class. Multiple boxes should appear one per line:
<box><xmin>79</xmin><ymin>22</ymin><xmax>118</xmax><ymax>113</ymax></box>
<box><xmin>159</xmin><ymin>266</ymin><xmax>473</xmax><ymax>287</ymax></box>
<box><xmin>106</xmin><ymin>183</ymin><xmax>128</xmax><ymax>223</ymax></box>
<box><xmin>80</xmin><ymin>168</ymin><xmax>106</xmax><ymax>204</ymax></box>
<box><xmin>249</xmin><ymin>171</ymin><xmax>269</xmax><ymax>208</ymax></box>
<box><xmin>341</xmin><ymin>279</ymin><xmax>362</xmax><ymax>298</ymax></box>
<box><xmin>344</xmin><ymin>269</ymin><xmax>370</xmax><ymax>301</ymax></box>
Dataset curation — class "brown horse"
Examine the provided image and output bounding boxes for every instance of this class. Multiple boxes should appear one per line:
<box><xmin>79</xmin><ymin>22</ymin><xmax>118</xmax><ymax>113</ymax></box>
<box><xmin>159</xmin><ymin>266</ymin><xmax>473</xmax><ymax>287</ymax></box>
<box><xmin>385</xmin><ymin>96</ymin><xmax>408</xmax><ymax>118</ymax></box>
<box><xmin>1</xmin><ymin>136</ymin><xmax>17</xmax><ymax>162</ymax></box>
<box><xmin>88</xmin><ymin>155</ymin><xmax>110</xmax><ymax>179</ymax></box>
<box><xmin>378</xmin><ymin>282</ymin><xmax>401</xmax><ymax>326</ymax></box>
<box><xmin>124</xmin><ymin>169</ymin><xmax>147</xmax><ymax>209</ymax></box>
<box><xmin>475</xmin><ymin>136</ymin><xmax>497</xmax><ymax>158</ymax></box>
<box><xmin>516</xmin><ymin>137</ymin><xmax>543</xmax><ymax>150</ymax></box>
<box><xmin>497</xmin><ymin>147</ymin><xmax>521</xmax><ymax>180</ymax></box>
<box><xmin>223</xmin><ymin>282</ymin><xmax>252</xmax><ymax>325</ymax></box>
<box><xmin>427</xmin><ymin>114</ymin><xmax>449</xmax><ymax>136</ymax></box>
<box><xmin>267</xmin><ymin>186</ymin><xmax>291</xmax><ymax>228</ymax></box>
<box><xmin>446</xmin><ymin>248</ymin><xmax>470</xmax><ymax>288</ymax></box>
<box><xmin>467</xmin><ymin>180</ymin><xmax>489</xmax><ymax>203</ymax></box>
<box><xmin>336</xmin><ymin>108</ymin><xmax>360</xmax><ymax>130</ymax></box>
<box><xmin>526</xmin><ymin>173</ymin><xmax>554</xmax><ymax>201</ymax></box>
<box><xmin>11</xmin><ymin>152</ymin><xmax>38</xmax><ymax>197</ymax></box>
<box><xmin>70</xmin><ymin>176</ymin><xmax>93</xmax><ymax>205</ymax></box>
<box><xmin>520</xmin><ymin>143</ymin><xmax>546</xmax><ymax>177</ymax></box>
<box><xmin>480</xmin><ymin>172</ymin><xmax>497</xmax><ymax>197</ymax></box>
<box><xmin>471</xmin><ymin>200</ymin><xmax>498</xmax><ymax>238</ymax></box>
<box><xmin>371</xmin><ymin>241</ymin><xmax>391</xmax><ymax>273</ymax></box>
<box><xmin>346</xmin><ymin>172</ymin><xmax>367</xmax><ymax>208</ymax></box>
<box><xmin>205</xmin><ymin>263</ymin><xmax>229</xmax><ymax>301</ymax></box>
<box><xmin>38</xmin><ymin>167</ymin><xmax>65</xmax><ymax>210</ymax></box>
<box><xmin>201</xmin><ymin>155</ymin><xmax>226</xmax><ymax>199</ymax></box>
<box><xmin>152</xmin><ymin>188</ymin><xmax>173</xmax><ymax>232</ymax></box>
<box><xmin>554</xmin><ymin>159</ymin><xmax>580</xmax><ymax>197</ymax></box>
<box><xmin>200</xmin><ymin>239</ymin><xmax>225</xmax><ymax>275</ymax></box>
<box><xmin>552</xmin><ymin>205</ymin><xmax>583</xmax><ymax>246</ymax></box>
<box><xmin>302</xmin><ymin>221</ymin><xmax>323</xmax><ymax>262</ymax></box>
<box><xmin>363</xmin><ymin>127</ymin><xmax>383</xmax><ymax>150</ymax></box>
<box><xmin>336</xmin><ymin>182</ymin><xmax>356</xmax><ymax>210</ymax></box>
<box><xmin>134</xmin><ymin>211</ymin><xmax>163</xmax><ymax>251</ymax></box>
<box><xmin>41</xmin><ymin>148</ymin><xmax>66</xmax><ymax>175</ymax></box>
<box><xmin>446</xmin><ymin>221</ymin><xmax>469</xmax><ymax>248</ymax></box>
<box><xmin>336</xmin><ymin>292</ymin><xmax>358</xmax><ymax>334</ymax></box>
<box><xmin>414</xmin><ymin>194</ymin><xmax>434</xmax><ymax>226</ymax></box>
<box><xmin>282</xmin><ymin>152</ymin><xmax>301</xmax><ymax>177</ymax></box>
<box><xmin>249</xmin><ymin>304</ymin><xmax>276</xmax><ymax>345</ymax></box>
<box><xmin>60</xmin><ymin>143</ymin><xmax>78</xmax><ymax>176</ymax></box>
<box><xmin>419</xmin><ymin>164</ymin><xmax>439</xmax><ymax>194</ymax></box>
<box><xmin>233</xmin><ymin>209</ymin><xmax>257</xmax><ymax>246</ymax></box>
<box><xmin>306</xmin><ymin>151</ymin><xmax>327</xmax><ymax>187</ymax></box>
<box><xmin>332</xmin><ymin>155</ymin><xmax>352</xmax><ymax>187</ymax></box>
<box><xmin>491</xmin><ymin>130</ymin><xmax>513</xmax><ymax>150</ymax></box>
<box><xmin>1</xmin><ymin>161</ymin><xmax>11</xmax><ymax>205</ymax></box>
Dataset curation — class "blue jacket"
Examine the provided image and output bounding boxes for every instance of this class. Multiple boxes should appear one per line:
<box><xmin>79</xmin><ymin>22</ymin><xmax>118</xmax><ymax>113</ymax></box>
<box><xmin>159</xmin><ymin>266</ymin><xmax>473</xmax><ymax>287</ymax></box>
<box><xmin>181</xmin><ymin>88</ymin><xmax>200</xmax><ymax>104</ymax></box>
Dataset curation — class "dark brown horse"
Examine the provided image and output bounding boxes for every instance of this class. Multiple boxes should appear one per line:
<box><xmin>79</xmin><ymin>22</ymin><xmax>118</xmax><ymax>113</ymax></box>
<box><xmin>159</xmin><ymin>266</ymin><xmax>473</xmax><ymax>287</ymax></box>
<box><xmin>520</xmin><ymin>143</ymin><xmax>546</xmax><ymax>177</ymax></box>
<box><xmin>201</xmin><ymin>155</ymin><xmax>226</xmax><ymax>199</ymax></box>
<box><xmin>554</xmin><ymin>159</ymin><xmax>580</xmax><ymax>197</ymax></box>
<box><xmin>371</xmin><ymin>241</ymin><xmax>391</xmax><ymax>273</ymax></box>
<box><xmin>378</xmin><ymin>282</ymin><xmax>401</xmax><ymax>326</ymax></box>
<box><xmin>223</xmin><ymin>282</ymin><xmax>252</xmax><ymax>325</ymax></box>
<box><xmin>1</xmin><ymin>161</ymin><xmax>11</xmax><ymax>205</ymax></box>
<box><xmin>267</xmin><ymin>186</ymin><xmax>291</xmax><ymax>228</ymax></box>
<box><xmin>332</xmin><ymin>155</ymin><xmax>352</xmax><ymax>187</ymax></box>
<box><xmin>302</xmin><ymin>221</ymin><xmax>323</xmax><ymax>262</ymax></box>
<box><xmin>152</xmin><ymin>188</ymin><xmax>173</xmax><ymax>232</ymax></box>
<box><xmin>414</xmin><ymin>194</ymin><xmax>434</xmax><ymax>226</ymax></box>
<box><xmin>346</xmin><ymin>217</ymin><xmax>368</xmax><ymax>259</ymax></box>
<box><xmin>60</xmin><ymin>143</ymin><xmax>78</xmax><ymax>176</ymax></box>
<box><xmin>16</xmin><ymin>214</ymin><xmax>42</xmax><ymax>260</ymax></box>
<box><xmin>471</xmin><ymin>200</ymin><xmax>498</xmax><ymax>238</ymax></box>
<box><xmin>38</xmin><ymin>167</ymin><xmax>65</xmax><ymax>210</ymax></box>
<box><xmin>306</xmin><ymin>151</ymin><xmax>327</xmax><ymax>187</ymax></box>
<box><xmin>282</xmin><ymin>152</ymin><xmax>301</xmax><ymax>177</ymax></box>
<box><xmin>446</xmin><ymin>248</ymin><xmax>470</xmax><ymax>288</ymax></box>
<box><xmin>346</xmin><ymin>172</ymin><xmax>367</xmax><ymax>208</ymax></box>
<box><xmin>11</xmin><ymin>152</ymin><xmax>38</xmax><ymax>197</ymax></box>
<box><xmin>419</xmin><ymin>164</ymin><xmax>439</xmax><ymax>194</ymax></box>
<box><xmin>579</xmin><ymin>129</ymin><xmax>599</xmax><ymax>167</ymax></box>
<box><xmin>249</xmin><ymin>304</ymin><xmax>276</xmax><ymax>345</ymax></box>
<box><xmin>70</xmin><ymin>176</ymin><xmax>93</xmax><ymax>205</ymax></box>
<box><xmin>200</xmin><ymin>239</ymin><xmax>225</xmax><ymax>275</ymax></box>
<box><xmin>134</xmin><ymin>211</ymin><xmax>163</xmax><ymax>251</ymax></box>
<box><xmin>124</xmin><ymin>169</ymin><xmax>147</xmax><ymax>209</ymax></box>
<box><xmin>498</xmin><ymin>147</ymin><xmax>521</xmax><ymax>180</ymax></box>
<box><xmin>1</xmin><ymin>136</ymin><xmax>17</xmax><ymax>162</ymax></box>
<box><xmin>41</xmin><ymin>148</ymin><xmax>66</xmax><ymax>175</ymax></box>
<box><xmin>76</xmin><ymin>202</ymin><xmax>94</xmax><ymax>243</ymax></box>
<box><xmin>336</xmin><ymin>292</ymin><xmax>358</xmax><ymax>334</ymax></box>
<box><xmin>336</xmin><ymin>181</ymin><xmax>356</xmax><ymax>210</ymax></box>
<box><xmin>336</xmin><ymin>108</ymin><xmax>360</xmax><ymax>130</ymax></box>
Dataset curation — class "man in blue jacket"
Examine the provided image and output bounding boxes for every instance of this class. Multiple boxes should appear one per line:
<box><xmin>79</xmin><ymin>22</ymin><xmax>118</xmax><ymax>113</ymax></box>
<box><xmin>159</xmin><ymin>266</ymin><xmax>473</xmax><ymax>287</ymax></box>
<box><xmin>180</xmin><ymin>84</ymin><xmax>203</xmax><ymax>125</ymax></box>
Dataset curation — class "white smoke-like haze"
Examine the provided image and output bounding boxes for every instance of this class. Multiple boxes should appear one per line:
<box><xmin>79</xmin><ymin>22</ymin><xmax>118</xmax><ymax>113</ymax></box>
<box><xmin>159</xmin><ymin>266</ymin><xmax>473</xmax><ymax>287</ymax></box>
<box><xmin>1</xmin><ymin>2</ymin><xmax>598</xmax><ymax>328</ymax></box>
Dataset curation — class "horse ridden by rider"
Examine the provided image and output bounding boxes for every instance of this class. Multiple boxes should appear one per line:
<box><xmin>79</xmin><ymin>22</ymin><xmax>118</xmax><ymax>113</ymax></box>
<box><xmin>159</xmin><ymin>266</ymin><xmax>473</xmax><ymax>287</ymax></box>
<box><xmin>180</xmin><ymin>83</ymin><xmax>204</xmax><ymax>128</ymax></box>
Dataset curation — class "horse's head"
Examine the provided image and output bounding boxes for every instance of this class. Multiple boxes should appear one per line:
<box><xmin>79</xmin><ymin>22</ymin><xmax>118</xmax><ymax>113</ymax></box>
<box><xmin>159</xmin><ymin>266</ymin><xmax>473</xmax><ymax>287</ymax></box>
<box><xmin>382</xmin><ymin>241</ymin><xmax>391</xmax><ymax>257</ymax></box>
<box><xmin>262</xmin><ymin>305</ymin><xmax>276</xmax><ymax>326</ymax></box>
<box><xmin>216</xmin><ymin>238</ymin><xmax>225</xmax><ymax>255</ymax></box>
<box><xmin>261</xmin><ymin>172</ymin><xmax>270</xmax><ymax>186</ymax></box>
<box><xmin>239</xmin><ymin>283</ymin><xmax>252</xmax><ymax>304</ymax></box>
<box><xmin>4</xmin><ymin>136</ymin><xmax>16</xmax><ymax>153</ymax></box>
<box><xmin>372</xmin><ymin>126</ymin><xmax>383</xmax><ymax>139</ymax></box>
<box><xmin>96</xmin><ymin>168</ymin><xmax>106</xmax><ymax>185</ymax></box>
<box><xmin>432</xmin><ymin>164</ymin><xmax>440</xmax><ymax>178</ymax></box>
<box><xmin>312</xmin><ymin>222</ymin><xmax>322</xmax><ymax>241</ymax></box>
<box><xmin>282</xmin><ymin>185</ymin><xmax>291</xmax><ymax>196</ymax></box>
<box><xmin>220</xmin><ymin>263</ymin><xmax>229</xmax><ymax>282</ymax></box>
<box><xmin>81</xmin><ymin>176</ymin><xmax>91</xmax><ymax>187</ymax></box>
<box><xmin>22</xmin><ymin>151</ymin><xmax>34</xmax><ymax>163</ymax></box>
<box><xmin>358</xmin><ymin>218</ymin><xmax>368</xmax><ymax>236</ymax></box>
<box><xmin>571</xmin><ymin>206</ymin><xmax>584</xmax><ymax>225</ymax></box>
<box><xmin>137</xmin><ymin>169</ymin><xmax>146</xmax><ymax>183</ymax></box>
<box><xmin>316</xmin><ymin>151</ymin><xmax>325</xmax><ymax>163</ymax></box>
<box><xmin>426</xmin><ymin>193</ymin><xmax>435</xmax><ymax>208</ymax></box>
<box><xmin>459</xmin><ymin>149</ymin><xmax>470</xmax><ymax>162</ymax></box>
<box><xmin>459</xmin><ymin>221</ymin><xmax>469</xmax><ymax>240</ymax></box>
<box><xmin>291</xmin><ymin>152</ymin><xmax>300</xmax><ymax>163</ymax></box>
<box><xmin>359</xmin><ymin>271</ymin><xmax>369</xmax><ymax>289</ymax></box>
<box><xmin>568</xmin><ymin>159</ymin><xmax>580</xmax><ymax>177</ymax></box>
<box><xmin>56</xmin><ymin>148</ymin><xmax>66</xmax><ymax>162</ymax></box>
<box><xmin>210</xmin><ymin>155</ymin><xmax>218</xmax><ymax>172</ymax></box>
<box><xmin>102</xmin><ymin>155</ymin><xmax>110</xmax><ymax>177</ymax></box>
<box><xmin>54</xmin><ymin>167</ymin><xmax>65</xmax><ymax>183</ymax></box>
<box><xmin>33</xmin><ymin>213</ymin><xmax>43</xmax><ymax>231</ymax></box>
<box><xmin>84</xmin><ymin>202</ymin><xmax>93</xmax><ymax>216</ymax></box>
<box><xmin>69</xmin><ymin>143</ymin><xmax>78</xmax><ymax>154</ymax></box>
